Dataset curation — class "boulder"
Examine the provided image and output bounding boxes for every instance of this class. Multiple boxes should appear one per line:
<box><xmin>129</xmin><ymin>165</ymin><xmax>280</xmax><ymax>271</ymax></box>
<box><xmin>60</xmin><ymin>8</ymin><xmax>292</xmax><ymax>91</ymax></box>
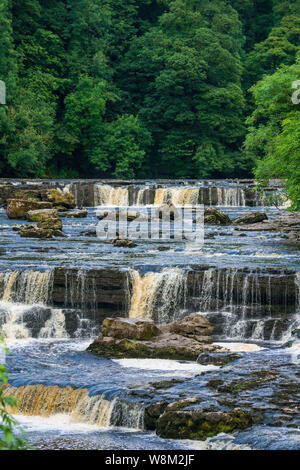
<box><xmin>112</xmin><ymin>238</ymin><xmax>137</xmax><ymax>248</ymax></box>
<box><xmin>102</xmin><ymin>317</ymin><xmax>161</xmax><ymax>340</ymax></box>
<box><xmin>96</xmin><ymin>210</ymin><xmax>146</xmax><ymax>222</ymax></box>
<box><xmin>27</xmin><ymin>208</ymin><xmax>58</xmax><ymax>222</ymax></box>
<box><xmin>45</xmin><ymin>189</ymin><xmax>75</xmax><ymax>209</ymax></box>
<box><xmin>18</xmin><ymin>226</ymin><xmax>54</xmax><ymax>239</ymax></box>
<box><xmin>13</xmin><ymin>190</ymin><xmax>42</xmax><ymax>201</ymax></box>
<box><xmin>156</xmin><ymin>408</ymin><xmax>253</xmax><ymax>440</ymax></box>
<box><xmin>197</xmin><ymin>351</ymin><xmax>242</xmax><ymax>366</ymax></box>
<box><xmin>37</xmin><ymin>218</ymin><xmax>63</xmax><ymax>230</ymax></box>
<box><xmin>204</xmin><ymin>208</ymin><xmax>231</xmax><ymax>226</ymax></box>
<box><xmin>233</xmin><ymin>211</ymin><xmax>268</xmax><ymax>225</ymax></box>
<box><xmin>6</xmin><ymin>199</ymin><xmax>53</xmax><ymax>219</ymax></box>
<box><xmin>162</xmin><ymin>313</ymin><xmax>214</xmax><ymax>337</ymax></box>
<box><xmin>60</xmin><ymin>209</ymin><xmax>88</xmax><ymax>218</ymax></box>
<box><xmin>16</xmin><ymin>223</ymin><xmax>66</xmax><ymax>239</ymax></box>
<box><xmin>88</xmin><ymin>313</ymin><xmax>226</xmax><ymax>361</ymax></box>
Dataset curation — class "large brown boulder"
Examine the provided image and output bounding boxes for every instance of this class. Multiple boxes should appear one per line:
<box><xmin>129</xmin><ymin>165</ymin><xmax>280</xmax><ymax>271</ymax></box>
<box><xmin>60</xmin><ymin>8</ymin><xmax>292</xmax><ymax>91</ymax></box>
<box><xmin>27</xmin><ymin>208</ymin><xmax>58</xmax><ymax>222</ymax></box>
<box><xmin>101</xmin><ymin>317</ymin><xmax>161</xmax><ymax>340</ymax></box>
<box><xmin>204</xmin><ymin>208</ymin><xmax>231</xmax><ymax>226</ymax></box>
<box><xmin>6</xmin><ymin>199</ymin><xmax>53</xmax><ymax>219</ymax></box>
<box><xmin>156</xmin><ymin>408</ymin><xmax>253</xmax><ymax>440</ymax></box>
<box><xmin>88</xmin><ymin>332</ymin><xmax>222</xmax><ymax>361</ymax></box>
<box><xmin>88</xmin><ymin>313</ymin><xmax>226</xmax><ymax>361</ymax></box>
<box><xmin>163</xmin><ymin>313</ymin><xmax>214</xmax><ymax>337</ymax></box>
<box><xmin>233</xmin><ymin>211</ymin><xmax>268</xmax><ymax>225</ymax></box>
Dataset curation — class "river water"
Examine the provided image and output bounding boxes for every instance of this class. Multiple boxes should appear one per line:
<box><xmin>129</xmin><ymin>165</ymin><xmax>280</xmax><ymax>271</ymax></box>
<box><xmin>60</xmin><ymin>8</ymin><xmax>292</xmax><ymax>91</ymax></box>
<box><xmin>0</xmin><ymin>180</ymin><xmax>299</xmax><ymax>450</ymax></box>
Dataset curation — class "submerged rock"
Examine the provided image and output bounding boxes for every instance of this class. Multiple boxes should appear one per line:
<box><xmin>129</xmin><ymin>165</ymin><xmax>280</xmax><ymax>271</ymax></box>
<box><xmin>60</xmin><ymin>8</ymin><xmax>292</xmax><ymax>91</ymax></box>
<box><xmin>60</xmin><ymin>209</ymin><xmax>88</xmax><ymax>218</ymax></box>
<box><xmin>197</xmin><ymin>351</ymin><xmax>242</xmax><ymax>366</ymax></box>
<box><xmin>16</xmin><ymin>222</ymin><xmax>66</xmax><ymax>239</ymax></box>
<box><xmin>112</xmin><ymin>238</ymin><xmax>137</xmax><ymax>248</ymax></box>
<box><xmin>156</xmin><ymin>408</ymin><xmax>253</xmax><ymax>440</ymax></box>
<box><xmin>204</xmin><ymin>208</ymin><xmax>231</xmax><ymax>226</ymax></box>
<box><xmin>88</xmin><ymin>314</ymin><xmax>226</xmax><ymax>361</ymax></box>
<box><xmin>233</xmin><ymin>211</ymin><xmax>268</xmax><ymax>225</ymax></box>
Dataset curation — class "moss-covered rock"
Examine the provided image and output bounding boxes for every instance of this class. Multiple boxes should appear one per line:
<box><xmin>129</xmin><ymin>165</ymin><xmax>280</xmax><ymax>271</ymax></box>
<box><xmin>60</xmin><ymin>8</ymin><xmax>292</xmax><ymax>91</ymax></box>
<box><xmin>144</xmin><ymin>401</ymin><xmax>169</xmax><ymax>430</ymax></box>
<box><xmin>88</xmin><ymin>313</ymin><xmax>226</xmax><ymax>361</ymax></box>
<box><xmin>18</xmin><ymin>226</ymin><xmax>54</xmax><ymax>239</ymax></box>
<box><xmin>6</xmin><ymin>199</ymin><xmax>53</xmax><ymax>219</ymax></box>
<box><xmin>197</xmin><ymin>351</ymin><xmax>242</xmax><ymax>366</ymax></box>
<box><xmin>27</xmin><ymin>209</ymin><xmax>58</xmax><ymax>222</ymax></box>
<box><xmin>37</xmin><ymin>218</ymin><xmax>63</xmax><ymax>230</ymax></box>
<box><xmin>45</xmin><ymin>189</ymin><xmax>75</xmax><ymax>209</ymax></box>
<box><xmin>112</xmin><ymin>238</ymin><xmax>137</xmax><ymax>248</ymax></box>
<box><xmin>156</xmin><ymin>408</ymin><xmax>253</xmax><ymax>440</ymax></box>
<box><xmin>233</xmin><ymin>211</ymin><xmax>268</xmax><ymax>225</ymax></box>
<box><xmin>204</xmin><ymin>208</ymin><xmax>231</xmax><ymax>226</ymax></box>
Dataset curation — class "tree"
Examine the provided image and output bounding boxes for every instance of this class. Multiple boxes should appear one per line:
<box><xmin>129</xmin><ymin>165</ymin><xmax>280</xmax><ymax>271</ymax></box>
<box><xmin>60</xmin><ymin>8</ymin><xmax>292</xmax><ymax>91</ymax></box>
<box><xmin>245</xmin><ymin>15</ymin><xmax>300</xmax><ymax>89</ymax></box>
<box><xmin>90</xmin><ymin>114</ymin><xmax>152</xmax><ymax>178</ymax></box>
<box><xmin>119</xmin><ymin>0</ymin><xmax>246</xmax><ymax>178</ymax></box>
<box><xmin>245</xmin><ymin>58</ymin><xmax>300</xmax><ymax>209</ymax></box>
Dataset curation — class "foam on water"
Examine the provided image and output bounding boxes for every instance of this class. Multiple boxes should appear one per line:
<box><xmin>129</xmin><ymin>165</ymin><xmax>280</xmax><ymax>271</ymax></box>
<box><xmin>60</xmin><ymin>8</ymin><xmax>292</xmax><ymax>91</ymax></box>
<box><xmin>14</xmin><ymin>414</ymin><xmax>100</xmax><ymax>433</ymax></box>
<box><xmin>214</xmin><ymin>342</ymin><xmax>265</xmax><ymax>352</ymax></box>
<box><xmin>113</xmin><ymin>358</ymin><xmax>219</xmax><ymax>374</ymax></box>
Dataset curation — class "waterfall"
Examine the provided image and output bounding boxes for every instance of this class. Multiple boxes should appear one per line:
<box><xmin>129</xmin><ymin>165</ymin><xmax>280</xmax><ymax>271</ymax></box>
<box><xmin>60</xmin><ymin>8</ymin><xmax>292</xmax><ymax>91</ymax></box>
<box><xmin>0</xmin><ymin>270</ymin><xmax>70</xmax><ymax>340</ymax></box>
<box><xmin>128</xmin><ymin>267</ymin><xmax>298</xmax><ymax>342</ymax></box>
<box><xmin>39</xmin><ymin>309</ymin><xmax>68</xmax><ymax>339</ymax></box>
<box><xmin>0</xmin><ymin>270</ymin><xmax>53</xmax><ymax>305</ymax></box>
<box><xmin>129</xmin><ymin>268</ymin><xmax>188</xmax><ymax>323</ymax></box>
<box><xmin>94</xmin><ymin>184</ymin><xmax>129</xmax><ymax>206</ymax></box>
<box><xmin>93</xmin><ymin>183</ymin><xmax>249</xmax><ymax>207</ymax></box>
<box><xmin>5</xmin><ymin>385</ymin><xmax>144</xmax><ymax>430</ymax></box>
<box><xmin>215</xmin><ymin>188</ymin><xmax>246</xmax><ymax>207</ymax></box>
<box><xmin>154</xmin><ymin>187</ymin><xmax>199</xmax><ymax>206</ymax></box>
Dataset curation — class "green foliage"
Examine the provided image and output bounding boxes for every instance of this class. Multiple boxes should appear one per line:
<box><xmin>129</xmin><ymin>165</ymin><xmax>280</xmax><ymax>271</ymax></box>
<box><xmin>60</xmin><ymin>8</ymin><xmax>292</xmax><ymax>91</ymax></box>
<box><xmin>245</xmin><ymin>59</ymin><xmax>300</xmax><ymax>209</ymax></box>
<box><xmin>0</xmin><ymin>0</ymin><xmax>299</xmax><ymax>185</ymax></box>
<box><xmin>0</xmin><ymin>340</ymin><xmax>28</xmax><ymax>450</ymax></box>
<box><xmin>119</xmin><ymin>0</ymin><xmax>246</xmax><ymax>177</ymax></box>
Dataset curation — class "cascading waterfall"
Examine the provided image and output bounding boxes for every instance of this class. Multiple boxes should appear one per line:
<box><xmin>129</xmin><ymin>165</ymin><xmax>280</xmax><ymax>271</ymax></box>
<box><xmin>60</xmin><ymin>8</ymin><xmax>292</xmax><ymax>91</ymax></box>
<box><xmin>154</xmin><ymin>187</ymin><xmax>199</xmax><ymax>206</ymax></box>
<box><xmin>93</xmin><ymin>183</ymin><xmax>250</xmax><ymax>207</ymax></box>
<box><xmin>214</xmin><ymin>187</ymin><xmax>246</xmax><ymax>206</ymax></box>
<box><xmin>0</xmin><ymin>270</ymin><xmax>70</xmax><ymax>340</ymax></box>
<box><xmin>0</xmin><ymin>270</ymin><xmax>52</xmax><ymax>304</ymax></box>
<box><xmin>129</xmin><ymin>268</ymin><xmax>188</xmax><ymax>323</ymax></box>
<box><xmin>63</xmin><ymin>269</ymin><xmax>99</xmax><ymax>338</ymax></box>
<box><xmin>94</xmin><ymin>184</ymin><xmax>129</xmax><ymax>206</ymax></box>
<box><xmin>128</xmin><ymin>267</ymin><xmax>299</xmax><ymax>341</ymax></box>
<box><xmin>4</xmin><ymin>385</ymin><xmax>144</xmax><ymax>430</ymax></box>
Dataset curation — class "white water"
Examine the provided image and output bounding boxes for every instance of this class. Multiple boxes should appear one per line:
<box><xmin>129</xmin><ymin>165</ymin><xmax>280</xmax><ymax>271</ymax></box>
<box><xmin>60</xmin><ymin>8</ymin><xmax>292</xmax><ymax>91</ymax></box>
<box><xmin>114</xmin><ymin>358</ymin><xmax>219</xmax><ymax>374</ymax></box>
<box><xmin>93</xmin><ymin>183</ymin><xmax>249</xmax><ymax>207</ymax></box>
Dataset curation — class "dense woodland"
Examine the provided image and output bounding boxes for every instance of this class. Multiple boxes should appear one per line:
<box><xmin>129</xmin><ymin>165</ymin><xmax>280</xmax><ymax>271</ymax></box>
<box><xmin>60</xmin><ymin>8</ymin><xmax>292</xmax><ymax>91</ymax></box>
<box><xmin>0</xmin><ymin>1</ymin><xmax>299</xmax><ymax>198</ymax></box>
